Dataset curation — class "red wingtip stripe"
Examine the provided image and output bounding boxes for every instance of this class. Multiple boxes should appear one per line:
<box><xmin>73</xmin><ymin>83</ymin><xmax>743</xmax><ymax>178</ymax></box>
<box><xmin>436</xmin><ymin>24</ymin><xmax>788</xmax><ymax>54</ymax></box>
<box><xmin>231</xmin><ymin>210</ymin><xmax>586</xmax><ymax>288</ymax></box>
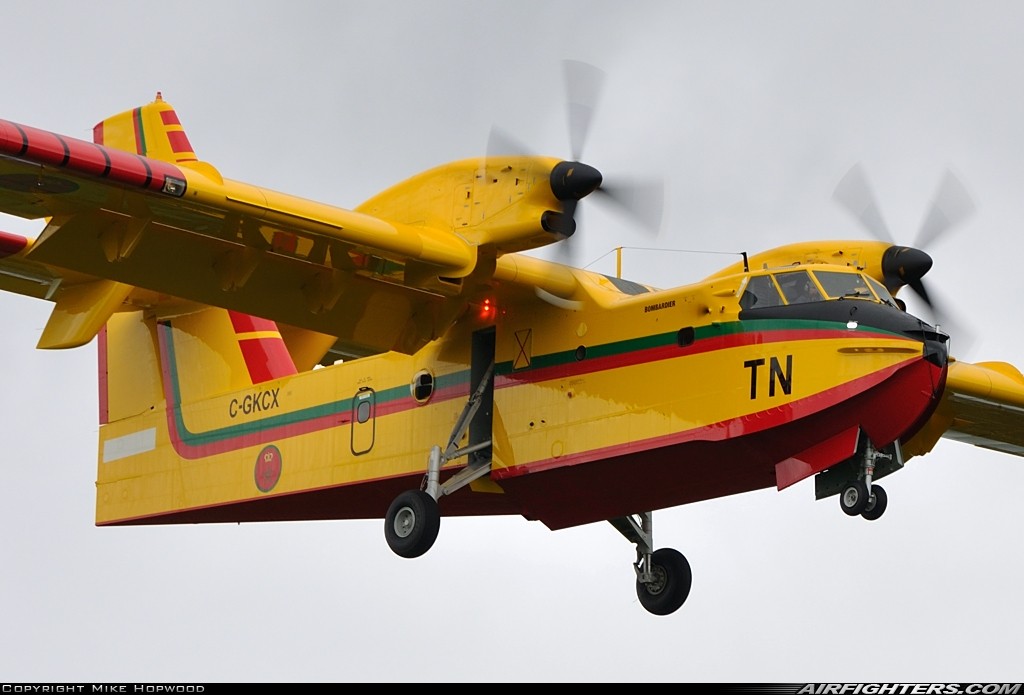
<box><xmin>93</xmin><ymin>121</ymin><xmax>104</xmax><ymax>145</ymax></box>
<box><xmin>0</xmin><ymin>118</ymin><xmax>184</xmax><ymax>194</ymax></box>
<box><xmin>228</xmin><ymin>312</ymin><xmax>279</xmax><ymax>333</ymax></box>
<box><xmin>0</xmin><ymin>230</ymin><xmax>28</xmax><ymax>258</ymax></box>
<box><xmin>238</xmin><ymin>340</ymin><xmax>299</xmax><ymax>383</ymax></box>
<box><xmin>227</xmin><ymin>311</ymin><xmax>298</xmax><ymax>383</ymax></box>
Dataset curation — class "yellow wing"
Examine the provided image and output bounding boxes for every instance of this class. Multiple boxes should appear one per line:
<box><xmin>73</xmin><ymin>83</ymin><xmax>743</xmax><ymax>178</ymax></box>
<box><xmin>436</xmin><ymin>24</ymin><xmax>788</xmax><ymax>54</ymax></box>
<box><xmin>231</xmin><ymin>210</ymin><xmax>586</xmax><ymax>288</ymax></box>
<box><xmin>0</xmin><ymin>94</ymin><xmax>575</xmax><ymax>358</ymax></box>
<box><xmin>906</xmin><ymin>360</ymin><xmax>1024</xmax><ymax>458</ymax></box>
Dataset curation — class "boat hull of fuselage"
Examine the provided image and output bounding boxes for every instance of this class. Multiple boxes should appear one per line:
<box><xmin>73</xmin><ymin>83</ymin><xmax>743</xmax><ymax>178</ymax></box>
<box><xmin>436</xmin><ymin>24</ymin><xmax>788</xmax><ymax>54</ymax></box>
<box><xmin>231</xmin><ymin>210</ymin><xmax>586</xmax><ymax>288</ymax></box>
<box><xmin>103</xmin><ymin>318</ymin><xmax>946</xmax><ymax>531</ymax></box>
<box><xmin>495</xmin><ymin>352</ymin><xmax>945</xmax><ymax>529</ymax></box>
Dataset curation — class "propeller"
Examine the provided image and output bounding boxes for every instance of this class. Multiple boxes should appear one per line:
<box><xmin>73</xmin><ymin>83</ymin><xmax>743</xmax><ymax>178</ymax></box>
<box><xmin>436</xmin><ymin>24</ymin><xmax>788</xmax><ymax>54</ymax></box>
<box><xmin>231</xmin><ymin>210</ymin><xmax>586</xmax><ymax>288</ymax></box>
<box><xmin>832</xmin><ymin>163</ymin><xmax>977</xmax><ymax>346</ymax></box>
<box><xmin>487</xmin><ymin>59</ymin><xmax>664</xmax><ymax>269</ymax></box>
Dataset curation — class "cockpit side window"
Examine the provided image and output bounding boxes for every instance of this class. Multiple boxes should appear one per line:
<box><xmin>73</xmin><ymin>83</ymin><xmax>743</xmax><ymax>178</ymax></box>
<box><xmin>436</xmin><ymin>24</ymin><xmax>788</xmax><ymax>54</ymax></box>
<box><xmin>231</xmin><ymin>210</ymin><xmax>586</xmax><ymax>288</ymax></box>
<box><xmin>865</xmin><ymin>276</ymin><xmax>898</xmax><ymax>307</ymax></box>
<box><xmin>776</xmin><ymin>270</ymin><xmax>824</xmax><ymax>305</ymax></box>
<box><xmin>815</xmin><ymin>271</ymin><xmax>872</xmax><ymax>300</ymax></box>
<box><xmin>739</xmin><ymin>275</ymin><xmax>784</xmax><ymax>310</ymax></box>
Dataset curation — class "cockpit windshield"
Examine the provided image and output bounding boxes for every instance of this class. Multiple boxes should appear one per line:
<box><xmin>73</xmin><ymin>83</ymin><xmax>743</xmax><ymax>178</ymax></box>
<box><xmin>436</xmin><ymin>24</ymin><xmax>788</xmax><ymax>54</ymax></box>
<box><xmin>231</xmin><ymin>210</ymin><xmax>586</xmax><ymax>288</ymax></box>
<box><xmin>739</xmin><ymin>268</ymin><xmax>896</xmax><ymax>310</ymax></box>
<box><xmin>815</xmin><ymin>270</ymin><xmax>872</xmax><ymax>299</ymax></box>
<box><xmin>864</xmin><ymin>276</ymin><xmax>898</xmax><ymax>307</ymax></box>
<box><xmin>738</xmin><ymin>275</ymin><xmax>784</xmax><ymax>310</ymax></box>
<box><xmin>775</xmin><ymin>270</ymin><xmax>824</xmax><ymax>304</ymax></box>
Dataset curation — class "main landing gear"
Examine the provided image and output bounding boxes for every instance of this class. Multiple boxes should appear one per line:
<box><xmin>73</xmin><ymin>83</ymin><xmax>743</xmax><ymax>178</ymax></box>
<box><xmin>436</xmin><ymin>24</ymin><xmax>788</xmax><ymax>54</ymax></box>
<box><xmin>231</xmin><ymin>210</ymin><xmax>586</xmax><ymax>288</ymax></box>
<box><xmin>382</xmin><ymin>360</ymin><xmax>690</xmax><ymax>616</ymax></box>
<box><xmin>610</xmin><ymin>512</ymin><xmax>692</xmax><ymax>616</ymax></box>
<box><xmin>384</xmin><ymin>363</ymin><xmax>494</xmax><ymax>559</ymax></box>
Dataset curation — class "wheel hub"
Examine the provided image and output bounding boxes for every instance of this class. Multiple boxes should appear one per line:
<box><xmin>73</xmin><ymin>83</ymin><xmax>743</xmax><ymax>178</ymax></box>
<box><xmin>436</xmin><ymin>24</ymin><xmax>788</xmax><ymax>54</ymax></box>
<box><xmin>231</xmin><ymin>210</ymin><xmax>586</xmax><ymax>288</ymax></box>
<box><xmin>644</xmin><ymin>564</ymin><xmax>668</xmax><ymax>596</ymax></box>
<box><xmin>394</xmin><ymin>506</ymin><xmax>416</xmax><ymax>538</ymax></box>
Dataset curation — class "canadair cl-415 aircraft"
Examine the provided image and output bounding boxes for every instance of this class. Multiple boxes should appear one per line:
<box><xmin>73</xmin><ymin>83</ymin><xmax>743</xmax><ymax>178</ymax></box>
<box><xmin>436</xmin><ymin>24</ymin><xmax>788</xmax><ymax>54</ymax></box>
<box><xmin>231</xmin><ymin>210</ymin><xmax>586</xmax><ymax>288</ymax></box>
<box><xmin>2</xmin><ymin>75</ymin><xmax>1022</xmax><ymax>616</ymax></box>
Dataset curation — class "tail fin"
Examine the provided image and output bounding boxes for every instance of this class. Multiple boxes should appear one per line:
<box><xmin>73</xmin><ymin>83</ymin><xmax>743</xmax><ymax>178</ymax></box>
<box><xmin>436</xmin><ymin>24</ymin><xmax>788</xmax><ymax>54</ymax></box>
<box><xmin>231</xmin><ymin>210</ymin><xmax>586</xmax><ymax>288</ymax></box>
<box><xmin>91</xmin><ymin>93</ymin><xmax>311</xmax><ymax>419</ymax></box>
<box><xmin>101</xmin><ymin>307</ymin><xmax>298</xmax><ymax>424</ymax></box>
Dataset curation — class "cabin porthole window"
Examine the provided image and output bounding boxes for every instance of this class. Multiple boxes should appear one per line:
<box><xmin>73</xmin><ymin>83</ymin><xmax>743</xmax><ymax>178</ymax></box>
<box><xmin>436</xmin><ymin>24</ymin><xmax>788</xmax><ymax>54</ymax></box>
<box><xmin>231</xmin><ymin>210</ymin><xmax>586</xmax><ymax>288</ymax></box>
<box><xmin>411</xmin><ymin>370</ymin><xmax>435</xmax><ymax>404</ymax></box>
<box><xmin>677</xmin><ymin>327</ymin><xmax>695</xmax><ymax>347</ymax></box>
<box><xmin>575</xmin><ymin>345</ymin><xmax>587</xmax><ymax>361</ymax></box>
<box><xmin>356</xmin><ymin>398</ymin><xmax>372</xmax><ymax>423</ymax></box>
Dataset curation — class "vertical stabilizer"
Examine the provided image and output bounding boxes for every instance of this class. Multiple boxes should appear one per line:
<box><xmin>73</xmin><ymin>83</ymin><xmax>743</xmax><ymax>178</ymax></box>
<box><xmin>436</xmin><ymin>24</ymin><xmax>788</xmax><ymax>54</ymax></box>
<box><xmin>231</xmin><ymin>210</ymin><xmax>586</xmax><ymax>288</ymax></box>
<box><xmin>100</xmin><ymin>307</ymin><xmax>298</xmax><ymax>424</ymax></box>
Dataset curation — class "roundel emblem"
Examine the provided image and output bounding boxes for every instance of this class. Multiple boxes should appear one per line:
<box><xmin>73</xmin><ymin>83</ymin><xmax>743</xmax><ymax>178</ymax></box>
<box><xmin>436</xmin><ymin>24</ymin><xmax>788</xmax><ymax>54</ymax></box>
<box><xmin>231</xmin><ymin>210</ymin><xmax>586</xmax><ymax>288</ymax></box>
<box><xmin>254</xmin><ymin>445</ymin><xmax>282</xmax><ymax>492</ymax></box>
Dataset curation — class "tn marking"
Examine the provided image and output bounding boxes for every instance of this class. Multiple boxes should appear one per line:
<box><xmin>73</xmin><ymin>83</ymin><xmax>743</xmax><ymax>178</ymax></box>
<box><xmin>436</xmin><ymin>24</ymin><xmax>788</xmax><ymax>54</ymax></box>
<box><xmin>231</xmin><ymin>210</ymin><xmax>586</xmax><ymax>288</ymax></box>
<box><xmin>744</xmin><ymin>355</ymin><xmax>793</xmax><ymax>399</ymax></box>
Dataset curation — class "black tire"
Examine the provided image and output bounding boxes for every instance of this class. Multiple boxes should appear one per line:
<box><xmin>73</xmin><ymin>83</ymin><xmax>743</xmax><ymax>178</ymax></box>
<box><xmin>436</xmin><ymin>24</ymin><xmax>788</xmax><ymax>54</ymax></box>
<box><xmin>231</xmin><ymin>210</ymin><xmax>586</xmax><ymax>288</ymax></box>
<box><xmin>840</xmin><ymin>480</ymin><xmax>869</xmax><ymax>516</ymax></box>
<box><xmin>861</xmin><ymin>484</ymin><xmax>888</xmax><ymax>521</ymax></box>
<box><xmin>384</xmin><ymin>490</ymin><xmax>440</xmax><ymax>558</ymax></box>
<box><xmin>636</xmin><ymin>548</ymin><xmax>692</xmax><ymax>616</ymax></box>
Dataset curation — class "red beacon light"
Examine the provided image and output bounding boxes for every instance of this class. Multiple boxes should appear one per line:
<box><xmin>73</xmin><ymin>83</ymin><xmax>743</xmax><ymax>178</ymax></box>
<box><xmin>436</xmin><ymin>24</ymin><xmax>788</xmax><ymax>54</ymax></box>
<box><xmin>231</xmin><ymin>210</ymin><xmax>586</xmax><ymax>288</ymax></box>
<box><xmin>479</xmin><ymin>298</ymin><xmax>495</xmax><ymax>319</ymax></box>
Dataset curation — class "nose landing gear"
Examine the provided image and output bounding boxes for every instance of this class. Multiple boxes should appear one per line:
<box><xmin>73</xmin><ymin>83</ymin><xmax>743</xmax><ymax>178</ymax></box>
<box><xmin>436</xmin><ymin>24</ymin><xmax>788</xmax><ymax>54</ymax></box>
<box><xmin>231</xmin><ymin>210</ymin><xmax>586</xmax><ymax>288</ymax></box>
<box><xmin>839</xmin><ymin>479</ymin><xmax>888</xmax><ymax>520</ymax></box>
<box><xmin>817</xmin><ymin>434</ymin><xmax>902</xmax><ymax>521</ymax></box>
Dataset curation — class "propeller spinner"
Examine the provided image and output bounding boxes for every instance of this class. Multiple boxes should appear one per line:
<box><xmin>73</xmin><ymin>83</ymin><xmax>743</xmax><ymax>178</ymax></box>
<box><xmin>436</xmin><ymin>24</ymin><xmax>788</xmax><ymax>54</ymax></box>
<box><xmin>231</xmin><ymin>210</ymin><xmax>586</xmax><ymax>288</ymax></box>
<box><xmin>487</xmin><ymin>59</ymin><xmax>664</xmax><ymax>266</ymax></box>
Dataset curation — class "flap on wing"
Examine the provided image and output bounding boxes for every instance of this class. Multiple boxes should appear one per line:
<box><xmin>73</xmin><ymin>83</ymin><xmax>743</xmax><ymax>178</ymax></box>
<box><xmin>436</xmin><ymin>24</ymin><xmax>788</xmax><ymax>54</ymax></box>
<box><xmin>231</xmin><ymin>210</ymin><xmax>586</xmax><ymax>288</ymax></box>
<box><xmin>937</xmin><ymin>360</ymin><xmax>1024</xmax><ymax>456</ymax></box>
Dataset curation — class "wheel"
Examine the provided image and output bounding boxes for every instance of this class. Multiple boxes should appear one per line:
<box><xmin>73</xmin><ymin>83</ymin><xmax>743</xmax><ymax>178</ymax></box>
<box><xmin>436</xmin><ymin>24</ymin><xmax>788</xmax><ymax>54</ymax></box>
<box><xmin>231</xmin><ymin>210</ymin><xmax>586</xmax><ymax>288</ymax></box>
<box><xmin>636</xmin><ymin>548</ymin><xmax>692</xmax><ymax>616</ymax></box>
<box><xmin>384</xmin><ymin>490</ymin><xmax>440</xmax><ymax>558</ymax></box>
<box><xmin>861</xmin><ymin>484</ymin><xmax>888</xmax><ymax>521</ymax></box>
<box><xmin>839</xmin><ymin>480</ymin><xmax>869</xmax><ymax>516</ymax></box>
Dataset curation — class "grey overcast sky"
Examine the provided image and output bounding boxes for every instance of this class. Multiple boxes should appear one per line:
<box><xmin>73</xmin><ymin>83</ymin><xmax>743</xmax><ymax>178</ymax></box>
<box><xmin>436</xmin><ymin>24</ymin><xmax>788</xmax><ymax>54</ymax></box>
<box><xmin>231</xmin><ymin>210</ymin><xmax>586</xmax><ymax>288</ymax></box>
<box><xmin>2</xmin><ymin>0</ymin><xmax>1024</xmax><ymax>683</ymax></box>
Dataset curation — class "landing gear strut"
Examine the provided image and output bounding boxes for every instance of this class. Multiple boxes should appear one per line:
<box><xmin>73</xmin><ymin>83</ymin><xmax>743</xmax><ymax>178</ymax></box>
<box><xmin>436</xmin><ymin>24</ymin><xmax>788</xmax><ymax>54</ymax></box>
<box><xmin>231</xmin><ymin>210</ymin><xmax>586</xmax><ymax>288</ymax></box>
<box><xmin>835</xmin><ymin>437</ymin><xmax>896</xmax><ymax>521</ymax></box>
<box><xmin>384</xmin><ymin>362</ymin><xmax>494</xmax><ymax>559</ymax></box>
<box><xmin>861</xmin><ymin>484</ymin><xmax>887</xmax><ymax>521</ymax></box>
<box><xmin>610</xmin><ymin>512</ymin><xmax>692</xmax><ymax>616</ymax></box>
